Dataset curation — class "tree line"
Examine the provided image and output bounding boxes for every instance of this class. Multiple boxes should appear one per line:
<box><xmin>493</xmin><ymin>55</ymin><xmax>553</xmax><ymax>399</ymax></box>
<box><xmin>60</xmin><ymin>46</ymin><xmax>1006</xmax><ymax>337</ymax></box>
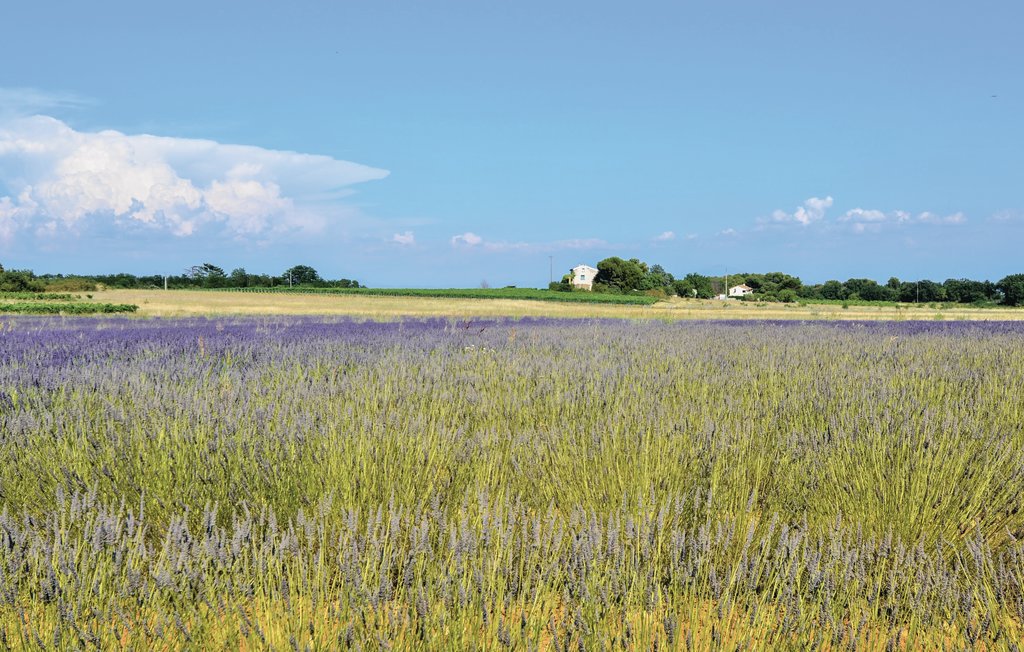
<box><xmin>4</xmin><ymin>258</ymin><xmax>1023</xmax><ymax>306</ymax></box>
<box><xmin>0</xmin><ymin>263</ymin><xmax>362</xmax><ymax>292</ymax></box>
<box><xmin>550</xmin><ymin>257</ymin><xmax>1024</xmax><ymax>307</ymax></box>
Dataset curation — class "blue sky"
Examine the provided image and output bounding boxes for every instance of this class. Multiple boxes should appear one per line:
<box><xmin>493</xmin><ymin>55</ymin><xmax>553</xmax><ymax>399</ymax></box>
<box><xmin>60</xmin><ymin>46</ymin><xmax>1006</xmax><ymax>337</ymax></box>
<box><xmin>1</xmin><ymin>1</ymin><xmax>1021</xmax><ymax>286</ymax></box>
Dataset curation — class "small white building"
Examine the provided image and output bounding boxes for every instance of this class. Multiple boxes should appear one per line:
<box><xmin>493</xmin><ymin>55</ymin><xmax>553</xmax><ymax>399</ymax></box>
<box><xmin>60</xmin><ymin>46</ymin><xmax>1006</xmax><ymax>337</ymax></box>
<box><xmin>728</xmin><ymin>284</ymin><xmax>754</xmax><ymax>297</ymax></box>
<box><xmin>571</xmin><ymin>264</ymin><xmax>599</xmax><ymax>291</ymax></box>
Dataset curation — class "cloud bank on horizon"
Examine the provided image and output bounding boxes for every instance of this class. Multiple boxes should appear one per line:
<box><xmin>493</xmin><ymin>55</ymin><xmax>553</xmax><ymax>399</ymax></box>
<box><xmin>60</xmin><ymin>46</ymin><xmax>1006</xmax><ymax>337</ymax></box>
<box><xmin>0</xmin><ymin>115</ymin><xmax>389</xmax><ymax>243</ymax></box>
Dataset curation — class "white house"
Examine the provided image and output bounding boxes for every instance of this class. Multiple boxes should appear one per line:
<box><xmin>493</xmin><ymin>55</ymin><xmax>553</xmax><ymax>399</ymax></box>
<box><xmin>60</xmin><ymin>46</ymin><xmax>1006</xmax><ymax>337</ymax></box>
<box><xmin>728</xmin><ymin>284</ymin><xmax>754</xmax><ymax>297</ymax></box>
<box><xmin>571</xmin><ymin>264</ymin><xmax>599</xmax><ymax>291</ymax></box>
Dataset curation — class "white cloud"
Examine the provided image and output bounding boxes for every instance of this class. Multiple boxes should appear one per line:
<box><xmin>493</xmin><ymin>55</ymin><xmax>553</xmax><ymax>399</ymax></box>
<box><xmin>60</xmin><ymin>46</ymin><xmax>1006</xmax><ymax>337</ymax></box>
<box><xmin>839</xmin><ymin>208</ymin><xmax>887</xmax><ymax>222</ymax></box>
<box><xmin>768</xmin><ymin>195</ymin><xmax>833</xmax><ymax>226</ymax></box>
<box><xmin>756</xmin><ymin>197</ymin><xmax>967</xmax><ymax>236</ymax></box>
<box><xmin>718</xmin><ymin>227</ymin><xmax>737</xmax><ymax>236</ymax></box>
<box><xmin>917</xmin><ymin>211</ymin><xmax>965</xmax><ymax>224</ymax></box>
<box><xmin>654</xmin><ymin>230</ymin><xmax>675</xmax><ymax>241</ymax></box>
<box><xmin>392</xmin><ymin>230</ymin><xmax>415</xmax><ymax>246</ymax></box>
<box><xmin>0</xmin><ymin>115</ymin><xmax>388</xmax><ymax>243</ymax></box>
<box><xmin>450</xmin><ymin>232</ymin><xmax>483</xmax><ymax>247</ymax></box>
<box><xmin>839</xmin><ymin>208</ymin><xmax>966</xmax><ymax>230</ymax></box>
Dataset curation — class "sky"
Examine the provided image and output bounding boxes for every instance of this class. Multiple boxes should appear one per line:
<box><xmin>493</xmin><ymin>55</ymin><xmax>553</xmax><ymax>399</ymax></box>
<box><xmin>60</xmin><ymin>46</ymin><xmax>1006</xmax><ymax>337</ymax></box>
<box><xmin>1</xmin><ymin>0</ymin><xmax>1021</xmax><ymax>287</ymax></box>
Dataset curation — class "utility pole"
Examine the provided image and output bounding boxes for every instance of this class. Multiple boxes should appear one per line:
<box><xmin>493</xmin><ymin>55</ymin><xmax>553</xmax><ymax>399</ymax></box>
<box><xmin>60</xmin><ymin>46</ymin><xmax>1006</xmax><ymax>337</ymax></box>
<box><xmin>163</xmin><ymin>275</ymin><xmax>168</xmax><ymax>291</ymax></box>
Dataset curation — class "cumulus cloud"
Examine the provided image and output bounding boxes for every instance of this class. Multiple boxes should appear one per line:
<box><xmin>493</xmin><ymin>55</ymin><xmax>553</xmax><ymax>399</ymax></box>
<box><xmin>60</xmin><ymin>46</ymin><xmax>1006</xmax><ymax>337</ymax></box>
<box><xmin>768</xmin><ymin>196</ymin><xmax>833</xmax><ymax>226</ymax></box>
<box><xmin>392</xmin><ymin>230</ymin><xmax>415</xmax><ymax>245</ymax></box>
<box><xmin>0</xmin><ymin>115</ymin><xmax>388</xmax><ymax>243</ymax></box>
<box><xmin>654</xmin><ymin>230</ymin><xmax>675</xmax><ymax>241</ymax></box>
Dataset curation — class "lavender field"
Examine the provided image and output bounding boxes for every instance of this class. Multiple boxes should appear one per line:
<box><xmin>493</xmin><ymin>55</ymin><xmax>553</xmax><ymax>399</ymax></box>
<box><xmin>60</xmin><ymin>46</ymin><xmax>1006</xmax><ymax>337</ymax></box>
<box><xmin>2</xmin><ymin>316</ymin><xmax>1024</xmax><ymax>649</ymax></box>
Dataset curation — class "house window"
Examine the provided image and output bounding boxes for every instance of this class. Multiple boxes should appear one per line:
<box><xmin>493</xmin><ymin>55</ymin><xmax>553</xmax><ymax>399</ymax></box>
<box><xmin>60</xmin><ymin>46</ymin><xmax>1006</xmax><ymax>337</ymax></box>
<box><xmin>580</xmin><ymin>275</ymin><xmax>586</xmax><ymax>281</ymax></box>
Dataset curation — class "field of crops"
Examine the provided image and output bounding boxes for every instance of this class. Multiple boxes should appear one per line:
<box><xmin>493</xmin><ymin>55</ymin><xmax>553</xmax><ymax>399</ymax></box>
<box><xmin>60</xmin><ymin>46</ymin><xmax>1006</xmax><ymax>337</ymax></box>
<box><xmin>2</xmin><ymin>316</ymin><xmax>1024</xmax><ymax>649</ymax></box>
<box><xmin>0</xmin><ymin>292</ymin><xmax>137</xmax><ymax>315</ymax></box>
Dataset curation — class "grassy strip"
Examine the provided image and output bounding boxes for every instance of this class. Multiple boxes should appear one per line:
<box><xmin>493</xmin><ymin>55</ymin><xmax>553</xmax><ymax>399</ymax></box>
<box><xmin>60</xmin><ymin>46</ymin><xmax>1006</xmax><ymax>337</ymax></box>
<box><xmin>0</xmin><ymin>301</ymin><xmax>137</xmax><ymax>314</ymax></box>
<box><xmin>219</xmin><ymin>286</ymin><xmax>662</xmax><ymax>305</ymax></box>
<box><xmin>795</xmin><ymin>297</ymin><xmax>1008</xmax><ymax>309</ymax></box>
<box><xmin>0</xmin><ymin>291</ymin><xmax>78</xmax><ymax>301</ymax></box>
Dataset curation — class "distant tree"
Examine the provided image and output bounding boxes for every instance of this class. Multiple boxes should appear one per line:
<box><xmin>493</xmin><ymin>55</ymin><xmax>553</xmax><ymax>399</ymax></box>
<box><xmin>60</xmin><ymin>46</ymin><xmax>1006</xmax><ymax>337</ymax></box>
<box><xmin>843</xmin><ymin>278</ymin><xmax>895</xmax><ymax>302</ymax></box>
<box><xmin>739</xmin><ymin>272</ymin><xmax>803</xmax><ymax>300</ymax></box>
<box><xmin>897</xmin><ymin>282</ymin><xmax>917</xmax><ymax>303</ymax></box>
<box><xmin>283</xmin><ymin>265</ymin><xmax>322</xmax><ymax>285</ymax></box>
<box><xmin>230</xmin><ymin>268</ymin><xmax>249</xmax><ymax>287</ymax></box>
<box><xmin>595</xmin><ymin>257</ymin><xmax>648</xmax><ymax>292</ymax></box>
<box><xmin>996</xmin><ymin>274</ymin><xmax>1024</xmax><ymax>306</ymax></box>
<box><xmin>943</xmin><ymin>278</ymin><xmax>995</xmax><ymax>304</ymax></box>
<box><xmin>918</xmin><ymin>280</ymin><xmax>945</xmax><ymax>303</ymax></box>
<box><xmin>673</xmin><ymin>273</ymin><xmax>714</xmax><ymax>299</ymax></box>
<box><xmin>770</xmin><ymin>272</ymin><xmax>802</xmax><ymax>291</ymax></box>
<box><xmin>646</xmin><ymin>264</ymin><xmax>675</xmax><ymax>291</ymax></box>
<box><xmin>0</xmin><ymin>269</ymin><xmax>44</xmax><ymax>292</ymax></box>
<box><xmin>191</xmin><ymin>263</ymin><xmax>226</xmax><ymax>288</ymax></box>
<box><xmin>797</xmin><ymin>284</ymin><xmax>821</xmax><ymax>299</ymax></box>
<box><xmin>777</xmin><ymin>288</ymin><xmax>798</xmax><ymax>303</ymax></box>
<box><xmin>820</xmin><ymin>280</ymin><xmax>845</xmax><ymax>300</ymax></box>
<box><xmin>201</xmin><ymin>263</ymin><xmax>225</xmax><ymax>277</ymax></box>
<box><xmin>185</xmin><ymin>263</ymin><xmax>226</xmax><ymax>287</ymax></box>
<box><xmin>95</xmin><ymin>273</ymin><xmax>144</xmax><ymax>288</ymax></box>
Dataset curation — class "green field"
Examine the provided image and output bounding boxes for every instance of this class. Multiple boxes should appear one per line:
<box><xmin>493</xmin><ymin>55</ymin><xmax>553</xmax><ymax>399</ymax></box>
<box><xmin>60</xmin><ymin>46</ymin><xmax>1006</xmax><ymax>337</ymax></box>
<box><xmin>220</xmin><ymin>285</ymin><xmax>662</xmax><ymax>305</ymax></box>
<box><xmin>0</xmin><ymin>301</ymin><xmax>138</xmax><ymax>314</ymax></box>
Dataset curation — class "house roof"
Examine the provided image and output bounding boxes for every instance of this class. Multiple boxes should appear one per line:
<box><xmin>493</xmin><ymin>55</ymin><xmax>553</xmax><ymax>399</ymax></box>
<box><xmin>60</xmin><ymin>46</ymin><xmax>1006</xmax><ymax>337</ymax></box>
<box><xmin>730</xmin><ymin>284</ymin><xmax>753</xmax><ymax>290</ymax></box>
<box><xmin>572</xmin><ymin>264</ymin><xmax>598</xmax><ymax>271</ymax></box>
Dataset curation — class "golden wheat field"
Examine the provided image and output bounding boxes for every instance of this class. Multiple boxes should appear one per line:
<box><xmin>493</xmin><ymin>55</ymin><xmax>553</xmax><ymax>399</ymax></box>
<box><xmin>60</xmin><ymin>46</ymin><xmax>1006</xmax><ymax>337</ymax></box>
<box><xmin>100</xmin><ymin>289</ymin><xmax>1024</xmax><ymax>321</ymax></box>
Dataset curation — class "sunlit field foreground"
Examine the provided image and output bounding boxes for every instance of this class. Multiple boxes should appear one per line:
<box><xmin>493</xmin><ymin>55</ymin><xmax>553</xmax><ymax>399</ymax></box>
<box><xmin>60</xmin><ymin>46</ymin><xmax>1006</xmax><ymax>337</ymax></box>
<box><xmin>3</xmin><ymin>317</ymin><xmax>1024</xmax><ymax>649</ymax></box>
<box><xmin>103</xmin><ymin>288</ymin><xmax>1024</xmax><ymax>321</ymax></box>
